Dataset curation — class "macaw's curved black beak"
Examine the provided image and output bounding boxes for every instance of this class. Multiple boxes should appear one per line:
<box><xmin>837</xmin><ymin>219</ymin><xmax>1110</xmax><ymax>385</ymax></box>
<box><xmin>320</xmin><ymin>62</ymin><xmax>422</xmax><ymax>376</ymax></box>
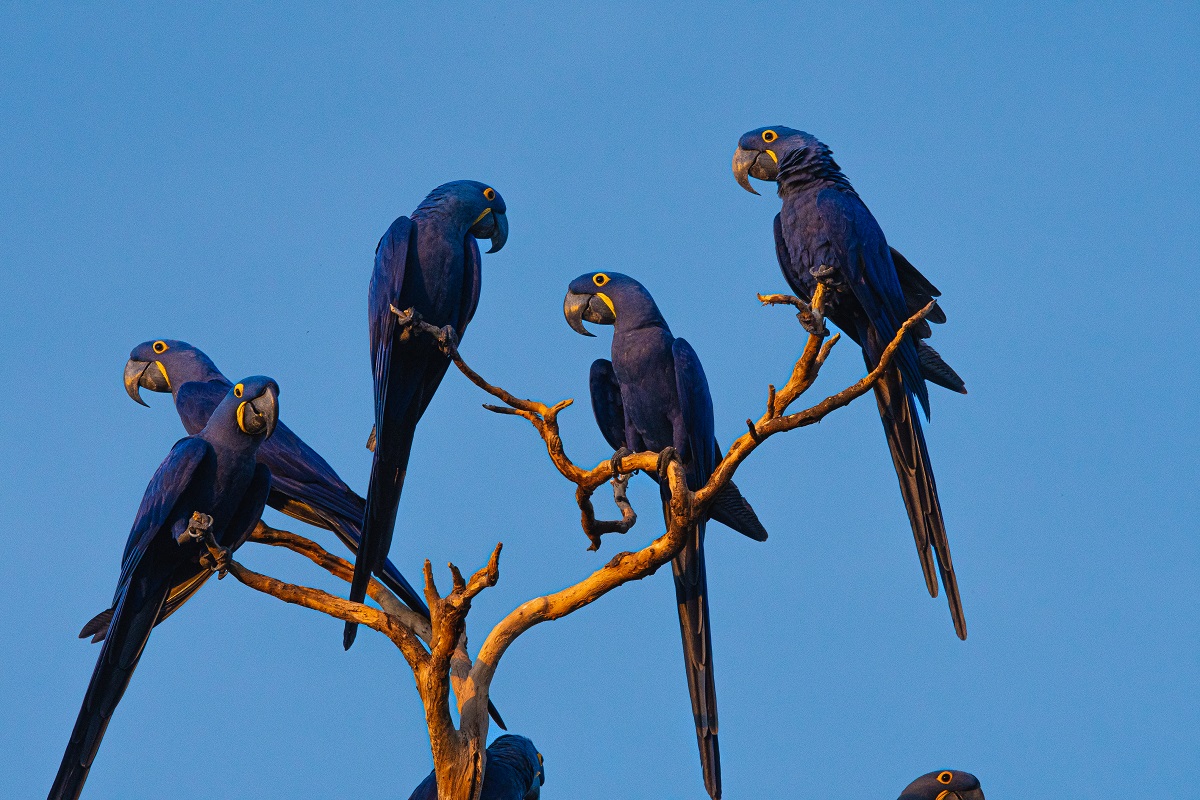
<box><xmin>563</xmin><ymin>291</ymin><xmax>616</xmax><ymax>337</ymax></box>
<box><xmin>732</xmin><ymin>146</ymin><xmax>779</xmax><ymax>195</ymax></box>
<box><xmin>899</xmin><ymin>791</ymin><xmax>984</xmax><ymax>800</ymax></box>
<box><xmin>124</xmin><ymin>358</ymin><xmax>170</xmax><ymax>406</ymax></box>
<box><xmin>237</xmin><ymin>385</ymin><xmax>279</xmax><ymax>439</ymax></box>
<box><xmin>470</xmin><ymin>208</ymin><xmax>509</xmax><ymax>253</ymax></box>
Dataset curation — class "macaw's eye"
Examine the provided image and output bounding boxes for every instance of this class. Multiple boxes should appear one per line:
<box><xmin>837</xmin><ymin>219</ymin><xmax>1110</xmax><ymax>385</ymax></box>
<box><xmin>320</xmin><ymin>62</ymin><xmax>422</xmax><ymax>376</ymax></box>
<box><xmin>153</xmin><ymin>340</ymin><xmax>169</xmax><ymax>354</ymax></box>
<box><xmin>483</xmin><ymin>187</ymin><xmax>496</xmax><ymax>201</ymax></box>
<box><xmin>233</xmin><ymin>383</ymin><xmax>244</xmax><ymax>398</ymax></box>
<box><xmin>937</xmin><ymin>772</ymin><xmax>954</xmax><ymax>785</ymax></box>
<box><xmin>592</xmin><ymin>273</ymin><xmax>610</xmax><ymax>287</ymax></box>
<box><xmin>762</xmin><ymin>129</ymin><xmax>778</xmax><ymax>143</ymax></box>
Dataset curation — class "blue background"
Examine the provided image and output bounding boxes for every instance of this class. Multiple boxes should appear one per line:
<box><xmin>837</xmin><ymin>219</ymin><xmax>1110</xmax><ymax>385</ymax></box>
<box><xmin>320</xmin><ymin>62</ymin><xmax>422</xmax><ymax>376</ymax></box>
<box><xmin>1</xmin><ymin>4</ymin><xmax>1196</xmax><ymax>798</ymax></box>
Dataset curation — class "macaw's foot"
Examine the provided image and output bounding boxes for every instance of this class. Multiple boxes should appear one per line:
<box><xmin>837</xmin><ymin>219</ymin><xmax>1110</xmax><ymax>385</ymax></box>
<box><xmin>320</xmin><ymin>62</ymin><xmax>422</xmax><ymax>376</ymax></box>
<box><xmin>199</xmin><ymin>542</ymin><xmax>231</xmax><ymax>578</ymax></box>
<box><xmin>797</xmin><ymin>305</ymin><xmax>828</xmax><ymax>337</ymax></box>
<box><xmin>177</xmin><ymin>512</ymin><xmax>213</xmax><ymax>546</ymax></box>
<box><xmin>389</xmin><ymin>305</ymin><xmax>424</xmax><ymax>343</ymax></box>
<box><xmin>656</xmin><ymin>446</ymin><xmax>680</xmax><ymax>480</ymax></box>
<box><xmin>431</xmin><ymin>324</ymin><xmax>460</xmax><ymax>357</ymax></box>
<box><xmin>609</xmin><ymin>447</ymin><xmax>632</xmax><ymax>478</ymax></box>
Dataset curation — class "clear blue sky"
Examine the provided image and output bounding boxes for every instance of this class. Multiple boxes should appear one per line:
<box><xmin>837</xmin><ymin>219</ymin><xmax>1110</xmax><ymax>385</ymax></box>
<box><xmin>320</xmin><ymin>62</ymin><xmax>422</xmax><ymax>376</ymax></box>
<box><xmin>1</xmin><ymin>4</ymin><xmax>1196</xmax><ymax>798</ymax></box>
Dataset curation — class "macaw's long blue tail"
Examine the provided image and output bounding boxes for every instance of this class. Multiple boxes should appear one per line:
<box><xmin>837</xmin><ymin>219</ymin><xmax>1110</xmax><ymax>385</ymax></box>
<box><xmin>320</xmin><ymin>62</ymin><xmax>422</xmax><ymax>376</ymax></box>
<box><xmin>871</xmin><ymin>361</ymin><xmax>967</xmax><ymax>640</ymax></box>
<box><xmin>51</xmin><ymin>583</ymin><xmax>169</xmax><ymax>800</ymax></box>
<box><xmin>671</xmin><ymin>519</ymin><xmax>721</xmax><ymax>800</ymax></box>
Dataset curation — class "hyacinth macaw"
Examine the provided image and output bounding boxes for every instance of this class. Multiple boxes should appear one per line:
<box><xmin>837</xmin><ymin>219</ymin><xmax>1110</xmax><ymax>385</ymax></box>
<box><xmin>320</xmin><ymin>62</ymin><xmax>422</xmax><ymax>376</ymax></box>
<box><xmin>406</xmin><ymin>735</ymin><xmax>544</xmax><ymax>800</ymax></box>
<box><xmin>564</xmin><ymin>272</ymin><xmax>768</xmax><ymax>800</ymax></box>
<box><xmin>733</xmin><ymin>126</ymin><xmax>969</xmax><ymax>639</ymax></box>
<box><xmin>50</xmin><ymin>377</ymin><xmax>278</xmax><ymax>800</ymax></box>
<box><xmin>121</xmin><ymin>340</ymin><xmax>508</xmax><ymax>728</ymax></box>
<box><xmin>346</xmin><ymin>180</ymin><xmax>507</xmax><ymax>649</ymax></box>
<box><xmin>119</xmin><ymin>339</ymin><xmax>427</xmax><ymax>619</ymax></box>
<box><xmin>897</xmin><ymin>769</ymin><xmax>985</xmax><ymax>800</ymax></box>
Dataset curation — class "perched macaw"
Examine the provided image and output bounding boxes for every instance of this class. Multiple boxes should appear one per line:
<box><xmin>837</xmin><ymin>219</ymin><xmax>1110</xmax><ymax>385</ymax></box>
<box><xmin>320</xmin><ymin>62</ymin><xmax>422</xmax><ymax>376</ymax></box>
<box><xmin>733</xmin><ymin>126</ymin><xmax>969</xmax><ymax>639</ymax></box>
<box><xmin>346</xmin><ymin>180</ymin><xmax>508</xmax><ymax>649</ymax></box>
<box><xmin>406</xmin><ymin>735</ymin><xmax>544</xmax><ymax>800</ymax></box>
<box><xmin>119</xmin><ymin>339</ymin><xmax>427</xmax><ymax>619</ymax></box>
<box><xmin>564</xmin><ymin>272</ymin><xmax>768</xmax><ymax>800</ymax></box>
<box><xmin>897</xmin><ymin>770</ymin><xmax>984</xmax><ymax>800</ymax></box>
<box><xmin>50</xmin><ymin>377</ymin><xmax>278</xmax><ymax>800</ymax></box>
<box><xmin>120</xmin><ymin>340</ymin><xmax>507</xmax><ymax>728</ymax></box>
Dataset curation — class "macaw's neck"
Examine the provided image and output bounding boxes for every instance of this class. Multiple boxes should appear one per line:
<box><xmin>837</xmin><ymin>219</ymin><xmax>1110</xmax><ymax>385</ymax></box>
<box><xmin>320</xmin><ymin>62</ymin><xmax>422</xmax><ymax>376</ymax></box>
<box><xmin>776</xmin><ymin>140</ymin><xmax>858</xmax><ymax>199</ymax></box>
<box><xmin>199</xmin><ymin>399</ymin><xmax>263</xmax><ymax>454</ymax></box>
<box><xmin>411</xmin><ymin>192</ymin><xmax>472</xmax><ymax>239</ymax></box>
<box><xmin>610</xmin><ymin>295</ymin><xmax>671</xmax><ymax>338</ymax></box>
<box><xmin>168</xmin><ymin>360</ymin><xmax>228</xmax><ymax>401</ymax></box>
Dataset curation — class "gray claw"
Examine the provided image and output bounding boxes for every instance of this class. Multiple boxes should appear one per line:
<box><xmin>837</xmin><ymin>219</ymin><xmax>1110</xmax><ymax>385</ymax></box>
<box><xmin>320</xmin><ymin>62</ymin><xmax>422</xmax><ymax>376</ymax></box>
<box><xmin>610</xmin><ymin>447</ymin><xmax>632</xmax><ymax>477</ymax></box>
<box><xmin>656</xmin><ymin>447</ymin><xmax>679</xmax><ymax>480</ymax></box>
<box><xmin>177</xmin><ymin>512</ymin><xmax>213</xmax><ymax>546</ymax></box>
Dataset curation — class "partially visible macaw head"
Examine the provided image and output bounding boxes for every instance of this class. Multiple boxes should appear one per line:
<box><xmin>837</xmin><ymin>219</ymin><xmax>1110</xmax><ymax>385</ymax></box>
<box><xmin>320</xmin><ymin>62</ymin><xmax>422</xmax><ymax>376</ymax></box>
<box><xmin>209</xmin><ymin>375</ymin><xmax>279</xmax><ymax>440</ymax></box>
<box><xmin>732</xmin><ymin>126</ymin><xmax>818</xmax><ymax>194</ymax></box>
<box><xmin>897</xmin><ymin>770</ymin><xmax>984</xmax><ymax>800</ymax></box>
<box><xmin>485</xmin><ymin>735</ymin><xmax>544</xmax><ymax>799</ymax></box>
<box><xmin>124</xmin><ymin>339</ymin><xmax>224</xmax><ymax>406</ymax></box>
<box><xmin>419</xmin><ymin>180</ymin><xmax>509</xmax><ymax>253</ymax></box>
<box><xmin>563</xmin><ymin>272</ymin><xmax>663</xmax><ymax>336</ymax></box>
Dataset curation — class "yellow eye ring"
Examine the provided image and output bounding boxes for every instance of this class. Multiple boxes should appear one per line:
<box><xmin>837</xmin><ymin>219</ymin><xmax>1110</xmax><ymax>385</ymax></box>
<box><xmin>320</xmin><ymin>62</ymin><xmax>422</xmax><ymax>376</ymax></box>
<box><xmin>762</xmin><ymin>129</ymin><xmax>778</xmax><ymax>143</ymax></box>
<box><xmin>153</xmin><ymin>340</ymin><xmax>169</xmax><ymax>354</ymax></box>
<box><xmin>483</xmin><ymin>187</ymin><xmax>496</xmax><ymax>201</ymax></box>
<box><xmin>937</xmin><ymin>772</ymin><xmax>954</xmax><ymax>785</ymax></box>
<box><xmin>592</xmin><ymin>273</ymin><xmax>610</xmax><ymax>287</ymax></box>
<box><xmin>233</xmin><ymin>383</ymin><xmax>244</xmax><ymax>398</ymax></box>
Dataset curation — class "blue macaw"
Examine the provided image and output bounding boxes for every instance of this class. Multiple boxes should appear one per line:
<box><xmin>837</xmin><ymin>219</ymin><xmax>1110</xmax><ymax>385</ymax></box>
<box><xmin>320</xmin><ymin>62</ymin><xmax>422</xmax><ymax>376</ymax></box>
<box><xmin>346</xmin><ymin>180</ymin><xmax>508</xmax><ymax>649</ymax></box>
<box><xmin>50</xmin><ymin>377</ymin><xmax>278</xmax><ymax>800</ymax></box>
<box><xmin>118</xmin><ymin>339</ymin><xmax>427</xmax><ymax>620</ymax></box>
<box><xmin>734</xmin><ymin>127</ymin><xmax>969</xmax><ymax>639</ymax></box>
<box><xmin>119</xmin><ymin>340</ymin><xmax>508</xmax><ymax>729</ymax></box>
<box><xmin>564</xmin><ymin>272</ymin><xmax>768</xmax><ymax>800</ymax></box>
<box><xmin>898</xmin><ymin>770</ymin><xmax>984</xmax><ymax>800</ymax></box>
<box><xmin>406</xmin><ymin>735</ymin><xmax>544</xmax><ymax>800</ymax></box>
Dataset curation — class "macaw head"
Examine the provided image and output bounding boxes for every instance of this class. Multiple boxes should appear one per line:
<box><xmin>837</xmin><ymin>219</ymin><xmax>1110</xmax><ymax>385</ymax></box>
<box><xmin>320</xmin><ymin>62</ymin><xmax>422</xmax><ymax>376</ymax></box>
<box><xmin>485</xmin><ymin>735</ymin><xmax>544</xmax><ymax>799</ymax></box>
<box><xmin>897</xmin><ymin>770</ymin><xmax>984</xmax><ymax>800</ymax></box>
<box><xmin>732</xmin><ymin>126</ymin><xmax>819</xmax><ymax>194</ymax></box>
<box><xmin>124</xmin><ymin>339</ymin><xmax>224</xmax><ymax>406</ymax></box>
<box><xmin>563</xmin><ymin>272</ymin><xmax>663</xmax><ymax>336</ymax></box>
<box><xmin>419</xmin><ymin>180</ymin><xmax>509</xmax><ymax>253</ymax></box>
<box><xmin>208</xmin><ymin>375</ymin><xmax>279</xmax><ymax>440</ymax></box>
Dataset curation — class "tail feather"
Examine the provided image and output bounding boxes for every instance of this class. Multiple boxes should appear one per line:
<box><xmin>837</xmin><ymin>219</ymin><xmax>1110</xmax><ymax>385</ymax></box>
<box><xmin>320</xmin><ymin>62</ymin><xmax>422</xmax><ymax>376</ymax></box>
<box><xmin>918</xmin><ymin>341</ymin><xmax>967</xmax><ymax>395</ymax></box>
<box><xmin>51</xmin><ymin>585</ymin><xmax>168</xmax><ymax>800</ymax></box>
<box><xmin>671</xmin><ymin>519</ymin><xmax>721</xmax><ymax>799</ymax></box>
<box><xmin>872</xmin><ymin>364</ymin><xmax>967</xmax><ymax>640</ymax></box>
<box><xmin>707</xmin><ymin>480</ymin><xmax>769</xmax><ymax>542</ymax></box>
<box><xmin>344</xmin><ymin>453</ymin><xmax>406</xmax><ymax>649</ymax></box>
<box><xmin>81</xmin><ymin>571</ymin><xmax>212</xmax><ymax>644</ymax></box>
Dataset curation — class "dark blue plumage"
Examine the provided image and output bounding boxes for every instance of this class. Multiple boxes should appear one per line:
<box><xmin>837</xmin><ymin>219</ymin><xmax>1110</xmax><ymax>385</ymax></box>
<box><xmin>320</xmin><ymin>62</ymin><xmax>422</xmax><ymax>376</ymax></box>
<box><xmin>118</xmin><ymin>339</ymin><xmax>428</xmax><ymax>620</ymax></box>
<box><xmin>565</xmin><ymin>272</ymin><xmax>768</xmax><ymax>800</ymax></box>
<box><xmin>897</xmin><ymin>769</ymin><xmax>984</xmax><ymax>800</ymax></box>
<box><xmin>346</xmin><ymin>180</ymin><xmax>507</xmax><ymax>650</ymax></box>
<box><xmin>734</xmin><ymin>126</ymin><xmax>968</xmax><ymax>639</ymax></box>
<box><xmin>407</xmin><ymin>735</ymin><xmax>544</xmax><ymax>800</ymax></box>
<box><xmin>50</xmin><ymin>377</ymin><xmax>278</xmax><ymax>800</ymax></box>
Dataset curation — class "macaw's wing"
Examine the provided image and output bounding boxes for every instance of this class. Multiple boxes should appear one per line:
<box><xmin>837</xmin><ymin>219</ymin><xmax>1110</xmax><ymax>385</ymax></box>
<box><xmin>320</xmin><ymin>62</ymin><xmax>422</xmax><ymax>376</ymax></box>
<box><xmin>588</xmin><ymin>359</ymin><xmax>627</xmax><ymax>452</ymax></box>
<box><xmin>888</xmin><ymin>247</ymin><xmax>966</xmax><ymax>394</ymax></box>
<box><xmin>114</xmin><ymin>437</ymin><xmax>211</xmax><ymax>594</ymax></box>
<box><xmin>52</xmin><ymin>437</ymin><xmax>211</xmax><ymax>800</ymax></box>
<box><xmin>707</xmin><ymin>466</ymin><xmax>768</xmax><ymax>542</ymax></box>
<box><xmin>256</xmin><ymin>421</ymin><xmax>364</xmax><ymax>529</ymax></box>
<box><xmin>80</xmin><ymin>570</ymin><xmax>213</xmax><ymax>643</ymax></box>
<box><xmin>671</xmin><ymin>338</ymin><xmax>715</xmax><ymax>489</ymax></box>
<box><xmin>174</xmin><ymin>379</ymin><xmax>230</xmax><ymax>435</ymax></box>
<box><xmin>815</xmin><ymin>189</ymin><xmax>928</xmax><ymax>416</ymax></box>
<box><xmin>669</xmin><ymin>338</ymin><xmax>721</xmax><ymax>799</ymax></box>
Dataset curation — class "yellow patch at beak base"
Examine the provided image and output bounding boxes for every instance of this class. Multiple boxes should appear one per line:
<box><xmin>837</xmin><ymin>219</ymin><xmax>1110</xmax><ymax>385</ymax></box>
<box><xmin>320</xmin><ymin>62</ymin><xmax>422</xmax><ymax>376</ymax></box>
<box><xmin>154</xmin><ymin>361</ymin><xmax>171</xmax><ymax>390</ymax></box>
<box><xmin>472</xmin><ymin>208</ymin><xmax>493</xmax><ymax>225</ymax></box>
<box><xmin>765</xmin><ymin>149</ymin><xmax>778</xmax><ymax>163</ymax></box>
<box><xmin>237</xmin><ymin>401</ymin><xmax>249</xmax><ymax>433</ymax></box>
